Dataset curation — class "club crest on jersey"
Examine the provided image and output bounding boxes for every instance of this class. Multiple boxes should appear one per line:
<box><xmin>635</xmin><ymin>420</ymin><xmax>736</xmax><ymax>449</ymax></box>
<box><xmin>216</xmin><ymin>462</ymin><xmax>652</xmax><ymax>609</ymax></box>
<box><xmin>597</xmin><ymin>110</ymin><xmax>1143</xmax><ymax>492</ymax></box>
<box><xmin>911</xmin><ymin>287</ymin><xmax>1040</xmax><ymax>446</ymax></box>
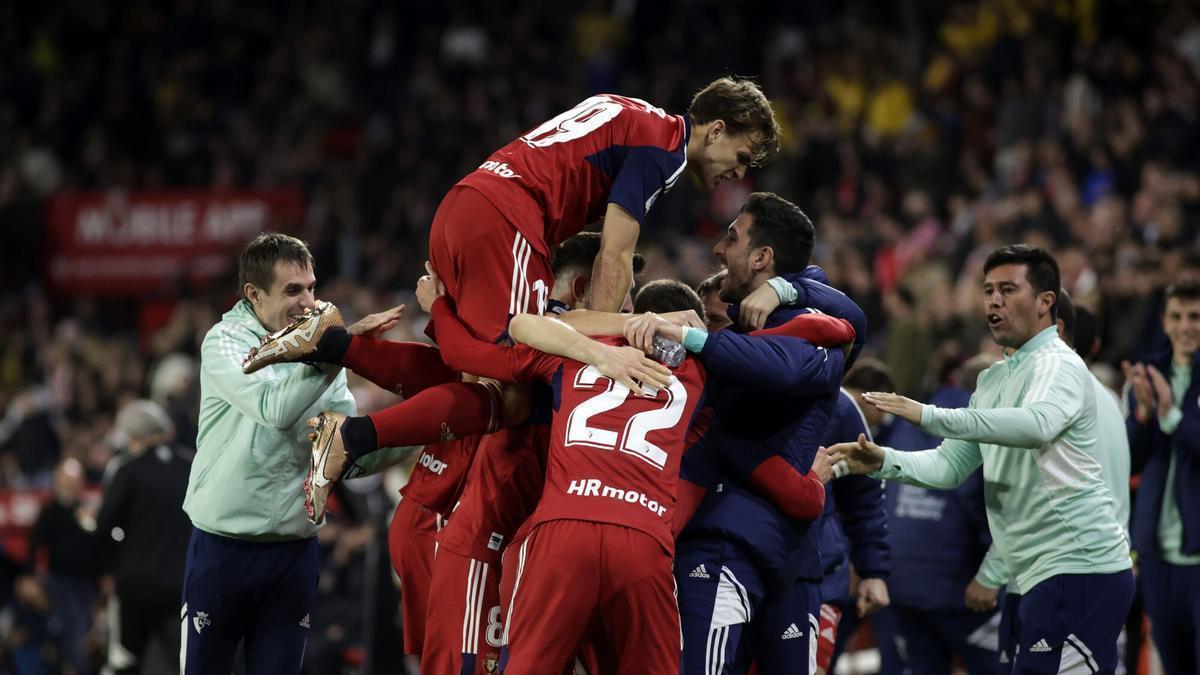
<box><xmin>193</xmin><ymin>611</ymin><xmax>212</xmax><ymax>634</ymax></box>
<box><xmin>479</xmin><ymin>160</ymin><xmax>521</xmax><ymax>179</ymax></box>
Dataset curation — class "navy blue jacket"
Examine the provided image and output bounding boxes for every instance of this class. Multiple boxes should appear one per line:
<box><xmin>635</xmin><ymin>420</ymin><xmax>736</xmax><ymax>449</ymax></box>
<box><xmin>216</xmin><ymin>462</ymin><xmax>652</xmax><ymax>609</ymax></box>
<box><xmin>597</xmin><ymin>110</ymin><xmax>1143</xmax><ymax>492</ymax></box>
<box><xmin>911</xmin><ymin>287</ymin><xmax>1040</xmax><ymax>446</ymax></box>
<box><xmin>818</xmin><ymin>390</ymin><xmax>890</xmax><ymax>603</ymax></box>
<box><xmin>726</xmin><ymin>266</ymin><xmax>867</xmax><ymax>370</ymax></box>
<box><xmin>1126</xmin><ymin>351</ymin><xmax>1200</xmax><ymax>559</ymax></box>
<box><xmin>681</xmin><ymin>269</ymin><xmax>867</xmax><ymax>592</ymax></box>
<box><xmin>882</xmin><ymin>386</ymin><xmax>992</xmax><ymax>610</ymax></box>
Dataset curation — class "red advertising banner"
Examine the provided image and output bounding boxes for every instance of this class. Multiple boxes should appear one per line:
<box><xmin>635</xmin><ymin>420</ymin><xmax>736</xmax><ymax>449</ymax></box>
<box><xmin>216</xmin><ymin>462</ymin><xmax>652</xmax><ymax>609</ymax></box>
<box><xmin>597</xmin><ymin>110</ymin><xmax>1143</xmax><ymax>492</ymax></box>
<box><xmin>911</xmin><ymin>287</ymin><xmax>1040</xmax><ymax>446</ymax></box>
<box><xmin>45</xmin><ymin>188</ymin><xmax>304</xmax><ymax>295</ymax></box>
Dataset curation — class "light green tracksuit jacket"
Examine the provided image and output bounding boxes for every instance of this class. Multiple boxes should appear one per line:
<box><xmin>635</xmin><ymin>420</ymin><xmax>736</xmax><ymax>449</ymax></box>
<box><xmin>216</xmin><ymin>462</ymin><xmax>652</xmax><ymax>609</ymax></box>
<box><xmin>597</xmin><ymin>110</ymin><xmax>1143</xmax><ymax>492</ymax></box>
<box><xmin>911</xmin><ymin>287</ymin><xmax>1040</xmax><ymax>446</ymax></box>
<box><xmin>186</xmin><ymin>300</ymin><xmax>355</xmax><ymax>540</ymax></box>
<box><xmin>873</xmin><ymin>326</ymin><xmax>1131</xmax><ymax>594</ymax></box>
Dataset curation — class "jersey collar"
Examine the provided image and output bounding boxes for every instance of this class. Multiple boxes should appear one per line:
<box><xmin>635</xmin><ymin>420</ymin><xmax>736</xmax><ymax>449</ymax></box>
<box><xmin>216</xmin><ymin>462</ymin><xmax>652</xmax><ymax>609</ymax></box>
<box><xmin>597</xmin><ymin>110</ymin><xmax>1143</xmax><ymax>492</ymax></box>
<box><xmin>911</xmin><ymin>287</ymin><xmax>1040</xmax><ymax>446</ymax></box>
<box><xmin>1003</xmin><ymin>325</ymin><xmax>1058</xmax><ymax>366</ymax></box>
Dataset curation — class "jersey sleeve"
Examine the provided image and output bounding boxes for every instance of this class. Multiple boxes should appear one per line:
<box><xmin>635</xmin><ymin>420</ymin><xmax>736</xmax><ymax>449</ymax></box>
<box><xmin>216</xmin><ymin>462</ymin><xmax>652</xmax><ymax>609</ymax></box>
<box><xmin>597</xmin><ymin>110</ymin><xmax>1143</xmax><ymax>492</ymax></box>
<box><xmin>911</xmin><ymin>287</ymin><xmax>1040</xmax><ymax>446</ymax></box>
<box><xmin>919</xmin><ymin>354</ymin><xmax>1088</xmax><ymax>448</ymax></box>
<box><xmin>698</xmin><ymin>332</ymin><xmax>845</xmax><ymax>395</ymax></box>
<box><xmin>745</xmin><ymin>456</ymin><xmax>827</xmax><ymax>521</ymax></box>
<box><xmin>202</xmin><ymin>324</ymin><xmax>345</xmax><ymax>430</ymax></box>
<box><xmin>430</xmin><ymin>298</ymin><xmax>563</xmax><ymax>383</ymax></box>
<box><xmin>603</xmin><ymin>111</ymin><xmax>687</xmax><ymax>223</ymax></box>
<box><xmin>752</xmin><ymin>313</ymin><xmax>856</xmax><ymax>347</ymax></box>
<box><xmin>873</xmin><ymin>437</ymin><xmax>984</xmax><ymax>489</ymax></box>
<box><xmin>975</xmin><ymin>543</ymin><xmax>1012</xmax><ymax>588</ymax></box>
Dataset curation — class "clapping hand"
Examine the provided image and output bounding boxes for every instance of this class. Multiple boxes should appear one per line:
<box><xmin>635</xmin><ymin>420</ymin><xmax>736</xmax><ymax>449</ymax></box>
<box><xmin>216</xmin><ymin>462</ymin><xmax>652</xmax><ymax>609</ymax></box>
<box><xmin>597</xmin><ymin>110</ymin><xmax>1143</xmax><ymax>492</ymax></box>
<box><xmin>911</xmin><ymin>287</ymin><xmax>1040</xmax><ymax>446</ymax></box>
<box><xmin>1122</xmin><ymin>361</ymin><xmax>1172</xmax><ymax>422</ymax></box>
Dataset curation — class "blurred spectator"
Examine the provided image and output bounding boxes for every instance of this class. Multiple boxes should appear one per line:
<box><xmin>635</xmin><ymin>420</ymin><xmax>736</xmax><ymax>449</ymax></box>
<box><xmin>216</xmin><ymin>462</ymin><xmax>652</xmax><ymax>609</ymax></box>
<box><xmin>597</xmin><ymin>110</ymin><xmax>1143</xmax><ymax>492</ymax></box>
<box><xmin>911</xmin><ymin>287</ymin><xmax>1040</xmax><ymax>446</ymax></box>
<box><xmin>8</xmin><ymin>572</ymin><xmax>55</xmax><ymax>675</ymax></box>
<box><xmin>1</xmin><ymin>0</ymin><xmax>1200</xmax><ymax>669</ymax></box>
<box><xmin>0</xmin><ymin>0</ymin><xmax>1198</xmax><ymax>386</ymax></box>
<box><xmin>95</xmin><ymin>399</ymin><xmax>191</xmax><ymax>675</ymax></box>
<box><xmin>1123</xmin><ymin>278</ymin><xmax>1200</xmax><ymax>675</ymax></box>
<box><xmin>882</xmin><ymin>286</ymin><xmax>932</xmax><ymax>397</ymax></box>
<box><xmin>23</xmin><ymin>457</ymin><xmax>99</xmax><ymax>675</ymax></box>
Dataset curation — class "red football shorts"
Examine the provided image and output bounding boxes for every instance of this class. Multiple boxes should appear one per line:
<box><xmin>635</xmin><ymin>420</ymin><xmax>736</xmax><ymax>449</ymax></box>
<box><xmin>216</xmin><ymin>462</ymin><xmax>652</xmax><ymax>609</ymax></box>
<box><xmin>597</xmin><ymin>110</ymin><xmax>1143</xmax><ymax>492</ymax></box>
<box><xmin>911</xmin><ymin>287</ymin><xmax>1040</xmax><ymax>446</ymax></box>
<box><xmin>428</xmin><ymin>186</ymin><xmax>553</xmax><ymax>345</ymax></box>
<box><xmin>387</xmin><ymin>497</ymin><xmax>442</xmax><ymax>655</ymax></box>
<box><xmin>420</xmin><ymin>547</ymin><xmax>503</xmax><ymax>675</ymax></box>
<box><xmin>501</xmin><ymin>520</ymin><xmax>680</xmax><ymax>675</ymax></box>
<box><xmin>499</xmin><ymin>532</ymin><xmax>610</xmax><ymax>675</ymax></box>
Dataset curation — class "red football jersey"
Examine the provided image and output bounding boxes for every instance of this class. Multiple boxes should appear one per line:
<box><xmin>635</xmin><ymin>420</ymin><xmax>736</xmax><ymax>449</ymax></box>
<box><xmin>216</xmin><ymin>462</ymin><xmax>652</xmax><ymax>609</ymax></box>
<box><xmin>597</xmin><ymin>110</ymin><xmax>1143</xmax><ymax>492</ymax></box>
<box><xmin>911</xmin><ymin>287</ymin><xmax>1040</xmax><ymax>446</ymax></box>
<box><xmin>434</xmin><ymin>426</ymin><xmax>550</xmax><ymax>565</ymax></box>
<box><xmin>398</xmin><ymin>437</ymin><xmax>479</xmax><ymax>517</ymax></box>
<box><xmin>433</xmin><ymin>336</ymin><xmax>708</xmax><ymax>561</ymax></box>
<box><xmin>457</xmin><ymin>94</ymin><xmax>689</xmax><ymax>254</ymax></box>
<box><xmin>504</xmin><ymin>337</ymin><xmax>709</xmax><ymax>554</ymax></box>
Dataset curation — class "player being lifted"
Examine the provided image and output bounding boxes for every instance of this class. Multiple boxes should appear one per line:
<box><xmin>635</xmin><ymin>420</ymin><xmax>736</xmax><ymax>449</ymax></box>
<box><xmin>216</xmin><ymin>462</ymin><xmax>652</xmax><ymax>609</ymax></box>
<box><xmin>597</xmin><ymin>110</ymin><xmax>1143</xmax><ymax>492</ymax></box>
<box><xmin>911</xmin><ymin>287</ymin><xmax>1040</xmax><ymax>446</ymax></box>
<box><xmin>244</xmin><ymin>76</ymin><xmax>780</xmax><ymax>497</ymax></box>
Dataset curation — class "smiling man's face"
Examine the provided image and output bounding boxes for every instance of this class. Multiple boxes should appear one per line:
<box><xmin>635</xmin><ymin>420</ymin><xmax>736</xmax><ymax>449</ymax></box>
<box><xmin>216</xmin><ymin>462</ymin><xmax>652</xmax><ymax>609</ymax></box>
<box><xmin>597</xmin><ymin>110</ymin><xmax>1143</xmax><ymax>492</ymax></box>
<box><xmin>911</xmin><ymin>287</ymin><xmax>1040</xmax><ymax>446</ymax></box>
<box><xmin>1164</xmin><ymin>295</ymin><xmax>1200</xmax><ymax>363</ymax></box>
<box><xmin>249</xmin><ymin>260</ymin><xmax>317</xmax><ymax>332</ymax></box>
<box><xmin>690</xmin><ymin>122</ymin><xmax>758</xmax><ymax>191</ymax></box>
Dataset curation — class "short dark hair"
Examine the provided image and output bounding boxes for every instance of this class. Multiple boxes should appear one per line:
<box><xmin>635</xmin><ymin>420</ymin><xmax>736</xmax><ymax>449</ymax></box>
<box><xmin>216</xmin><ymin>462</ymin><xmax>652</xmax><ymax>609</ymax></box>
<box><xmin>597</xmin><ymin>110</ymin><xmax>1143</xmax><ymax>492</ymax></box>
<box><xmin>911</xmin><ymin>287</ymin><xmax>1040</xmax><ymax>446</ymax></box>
<box><xmin>239</xmin><ymin>233</ymin><xmax>314</xmax><ymax>300</ymax></box>
<box><xmin>551</xmin><ymin>232</ymin><xmax>644</xmax><ymax>279</ymax></box>
<box><xmin>687</xmin><ymin>76</ymin><xmax>781</xmax><ymax>166</ymax></box>
<box><xmin>696</xmin><ymin>270</ymin><xmax>727</xmax><ymax>299</ymax></box>
<box><xmin>843</xmin><ymin>358</ymin><xmax>894</xmax><ymax>393</ymax></box>
<box><xmin>1056</xmin><ymin>288</ymin><xmax>1077</xmax><ymax>346</ymax></box>
<box><xmin>983</xmin><ymin>244</ymin><xmax>1060</xmax><ymax>320</ymax></box>
<box><xmin>1166</xmin><ymin>278</ymin><xmax>1200</xmax><ymax>304</ymax></box>
<box><xmin>742</xmin><ymin>192</ymin><xmax>815</xmax><ymax>276</ymax></box>
<box><xmin>634</xmin><ymin>279</ymin><xmax>705</xmax><ymax>321</ymax></box>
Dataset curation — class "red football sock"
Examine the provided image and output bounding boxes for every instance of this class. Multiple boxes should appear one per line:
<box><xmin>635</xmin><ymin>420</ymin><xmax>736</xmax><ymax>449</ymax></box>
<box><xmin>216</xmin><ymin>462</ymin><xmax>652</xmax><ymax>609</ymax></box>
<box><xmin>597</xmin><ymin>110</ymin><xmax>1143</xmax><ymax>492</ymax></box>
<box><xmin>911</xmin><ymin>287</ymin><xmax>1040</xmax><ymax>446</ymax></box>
<box><xmin>343</xmin><ymin>337</ymin><xmax>459</xmax><ymax>397</ymax></box>
<box><xmin>367</xmin><ymin>381</ymin><xmax>499</xmax><ymax>448</ymax></box>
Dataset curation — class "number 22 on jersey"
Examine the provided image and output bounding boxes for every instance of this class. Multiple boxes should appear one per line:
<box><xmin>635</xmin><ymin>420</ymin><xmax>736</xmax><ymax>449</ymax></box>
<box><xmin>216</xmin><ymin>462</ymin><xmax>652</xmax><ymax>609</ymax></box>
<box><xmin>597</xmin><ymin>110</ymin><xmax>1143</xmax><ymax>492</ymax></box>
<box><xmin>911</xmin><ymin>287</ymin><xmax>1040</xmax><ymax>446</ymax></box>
<box><xmin>564</xmin><ymin>364</ymin><xmax>688</xmax><ymax>471</ymax></box>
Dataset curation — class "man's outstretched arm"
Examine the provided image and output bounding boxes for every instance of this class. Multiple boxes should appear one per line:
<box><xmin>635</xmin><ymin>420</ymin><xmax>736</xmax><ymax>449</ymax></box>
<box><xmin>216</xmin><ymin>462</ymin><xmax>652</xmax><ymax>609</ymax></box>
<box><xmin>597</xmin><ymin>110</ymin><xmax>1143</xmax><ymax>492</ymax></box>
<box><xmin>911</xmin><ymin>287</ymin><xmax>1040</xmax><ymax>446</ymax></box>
<box><xmin>691</xmin><ymin>331</ymin><xmax>846</xmax><ymax>395</ymax></box>
<box><xmin>429</xmin><ymin>297</ymin><xmax>671</xmax><ymax>394</ymax></box>
<box><xmin>590</xmin><ymin>203</ymin><xmax>640</xmax><ymax>313</ymax></box>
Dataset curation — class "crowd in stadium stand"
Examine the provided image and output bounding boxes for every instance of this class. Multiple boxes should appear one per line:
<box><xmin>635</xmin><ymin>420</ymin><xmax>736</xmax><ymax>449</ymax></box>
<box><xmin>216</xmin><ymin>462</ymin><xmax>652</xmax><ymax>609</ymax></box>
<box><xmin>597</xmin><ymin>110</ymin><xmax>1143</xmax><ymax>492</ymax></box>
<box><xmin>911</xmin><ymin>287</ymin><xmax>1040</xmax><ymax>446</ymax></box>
<box><xmin>1</xmin><ymin>0</ymin><xmax>1199</xmax><ymax>672</ymax></box>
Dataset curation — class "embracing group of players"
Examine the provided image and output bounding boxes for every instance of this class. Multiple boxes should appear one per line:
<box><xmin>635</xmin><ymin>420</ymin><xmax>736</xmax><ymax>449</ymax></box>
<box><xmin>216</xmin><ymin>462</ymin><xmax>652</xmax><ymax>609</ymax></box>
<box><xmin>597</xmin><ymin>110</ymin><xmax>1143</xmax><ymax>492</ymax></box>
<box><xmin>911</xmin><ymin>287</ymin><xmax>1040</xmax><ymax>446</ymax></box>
<box><xmin>244</xmin><ymin>77</ymin><xmax>875</xmax><ymax>674</ymax></box>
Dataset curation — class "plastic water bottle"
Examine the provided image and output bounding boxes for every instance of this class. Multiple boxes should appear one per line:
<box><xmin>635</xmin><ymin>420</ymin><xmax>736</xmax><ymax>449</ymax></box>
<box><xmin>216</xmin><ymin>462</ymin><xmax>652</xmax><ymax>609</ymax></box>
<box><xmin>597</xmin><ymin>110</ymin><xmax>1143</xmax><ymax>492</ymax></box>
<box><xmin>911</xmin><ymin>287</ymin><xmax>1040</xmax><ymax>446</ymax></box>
<box><xmin>652</xmin><ymin>334</ymin><xmax>686</xmax><ymax>367</ymax></box>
